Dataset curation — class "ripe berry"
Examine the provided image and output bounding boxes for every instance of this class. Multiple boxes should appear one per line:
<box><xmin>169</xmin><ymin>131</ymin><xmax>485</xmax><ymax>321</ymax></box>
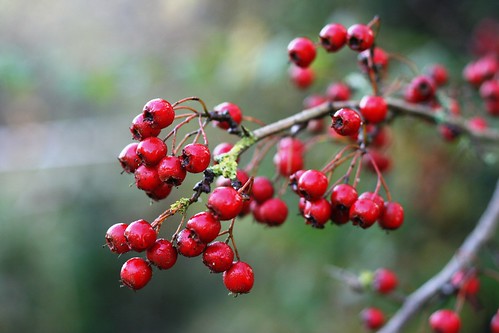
<box><xmin>379</xmin><ymin>201</ymin><xmax>404</xmax><ymax>230</ymax></box>
<box><xmin>124</xmin><ymin>219</ymin><xmax>157</xmax><ymax>252</ymax></box>
<box><xmin>287</xmin><ymin>37</ymin><xmax>317</xmax><ymax>68</ymax></box>
<box><xmin>404</xmin><ymin>75</ymin><xmax>436</xmax><ymax>103</ymax></box>
<box><xmin>203</xmin><ymin>241</ymin><xmax>234</xmax><ymax>273</ymax></box>
<box><xmin>360</xmin><ymin>307</ymin><xmax>385</xmax><ymax>331</ymax></box>
<box><xmin>289</xmin><ymin>64</ymin><xmax>315</xmax><ymax>89</ymax></box>
<box><xmin>120</xmin><ymin>257</ymin><xmax>152</xmax><ymax>290</ymax></box>
<box><xmin>181</xmin><ymin>143</ymin><xmax>211</xmax><ymax>173</ymax></box>
<box><xmin>175</xmin><ymin>228</ymin><xmax>206</xmax><ymax>257</ymax></box>
<box><xmin>130</xmin><ymin>113</ymin><xmax>161</xmax><ymax>141</ymax></box>
<box><xmin>297</xmin><ymin>169</ymin><xmax>329</xmax><ymax>200</ymax></box>
<box><xmin>349</xmin><ymin>199</ymin><xmax>381</xmax><ymax>229</ymax></box>
<box><xmin>216</xmin><ymin>169</ymin><xmax>250</xmax><ymax>188</ymax></box>
<box><xmin>359</xmin><ymin>95</ymin><xmax>388</xmax><ymax>124</ymax></box>
<box><xmin>118</xmin><ymin>143</ymin><xmax>141</xmax><ymax>173</ymax></box>
<box><xmin>251</xmin><ymin>176</ymin><xmax>275</xmax><ymax>203</ymax></box>
<box><xmin>207</xmin><ymin>186</ymin><xmax>244</xmax><ymax>220</ymax></box>
<box><xmin>212</xmin><ymin>142</ymin><xmax>234</xmax><ymax>163</ymax></box>
<box><xmin>146</xmin><ymin>238</ymin><xmax>177</xmax><ymax>270</ymax></box>
<box><xmin>450</xmin><ymin>270</ymin><xmax>480</xmax><ymax>298</ymax></box>
<box><xmin>491</xmin><ymin>310</ymin><xmax>499</xmax><ymax>333</ymax></box>
<box><xmin>429</xmin><ymin>309</ymin><xmax>460</xmax><ymax>333</ymax></box>
<box><xmin>319</xmin><ymin>23</ymin><xmax>347</xmax><ymax>52</ymax></box>
<box><xmin>358</xmin><ymin>47</ymin><xmax>389</xmax><ymax>73</ymax></box>
<box><xmin>134</xmin><ymin>165</ymin><xmax>162</xmax><ymax>192</ymax></box>
<box><xmin>157</xmin><ymin>156</ymin><xmax>187</xmax><ymax>186</ymax></box>
<box><xmin>278</xmin><ymin>137</ymin><xmax>306</xmax><ymax>152</ymax></box>
<box><xmin>463</xmin><ymin>56</ymin><xmax>498</xmax><ymax>87</ymax></box>
<box><xmin>146</xmin><ymin>182</ymin><xmax>173</xmax><ymax>201</ymax></box>
<box><xmin>274</xmin><ymin>150</ymin><xmax>304</xmax><ymax>177</ymax></box>
<box><xmin>480</xmin><ymin>80</ymin><xmax>499</xmax><ymax>99</ymax></box>
<box><xmin>426</xmin><ymin>64</ymin><xmax>449</xmax><ymax>87</ymax></box>
<box><xmin>142</xmin><ymin>98</ymin><xmax>175</xmax><ymax>129</ymax></box>
<box><xmin>136</xmin><ymin>137</ymin><xmax>167</xmax><ymax>166</ymax></box>
<box><xmin>105</xmin><ymin>223</ymin><xmax>131</xmax><ymax>254</ymax></box>
<box><xmin>438</xmin><ymin>124</ymin><xmax>461</xmax><ymax>142</ymax></box>
<box><xmin>346</xmin><ymin>24</ymin><xmax>374</xmax><ymax>52</ymax></box>
<box><xmin>186</xmin><ymin>211</ymin><xmax>221</xmax><ymax>244</ymax></box>
<box><xmin>303</xmin><ymin>198</ymin><xmax>331</xmax><ymax>228</ymax></box>
<box><xmin>331</xmin><ymin>108</ymin><xmax>362</xmax><ymax>136</ymax></box>
<box><xmin>363</xmin><ymin>150</ymin><xmax>392</xmax><ymax>173</ymax></box>
<box><xmin>373</xmin><ymin>268</ymin><xmax>398</xmax><ymax>294</ymax></box>
<box><xmin>358</xmin><ymin>192</ymin><xmax>385</xmax><ymax>215</ymax></box>
<box><xmin>223</xmin><ymin>261</ymin><xmax>255</xmax><ymax>294</ymax></box>
<box><xmin>468</xmin><ymin>116</ymin><xmax>488</xmax><ymax>132</ymax></box>
<box><xmin>326</xmin><ymin>82</ymin><xmax>351</xmax><ymax>101</ymax></box>
<box><xmin>330</xmin><ymin>184</ymin><xmax>358</xmax><ymax>224</ymax></box>
<box><xmin>259</xmin><ymin>198</ymin><xmax>288</xmax><ymax>226</ymax></box>
<box><xmin>212</xmin><ymin>102</ymin><xmax>243</xmax><ymax>130</ymax></box>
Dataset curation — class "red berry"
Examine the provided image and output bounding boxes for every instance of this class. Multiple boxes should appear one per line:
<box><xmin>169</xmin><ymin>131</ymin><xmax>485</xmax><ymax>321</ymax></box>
<box><xmin>251</xmin><ymin>176</ymin><xmax>275</xmax><ymax>203</ymax></box>
<box><xmin>212</xmin><ymin>102</ymin><xmax>243</xmax><ymax>130</ymax></box>
<box><xmin>297</xmin><ymin>169</ymin><xmax>329</xmax><ymax>200</ymax></box>
<box><xmin>120</xmin><ymin>257</ymin><xmax>152</xmax><ymax>290</ymax></box>
<box><xmin>146</xmin><ymin>238</ymin><xmax>177</xmax><ymax>270</ymax></box>
<box><xmin>289</xmin><ymin>169</ymin><xmax>306</xmax><ymax>194</ymax></box>
<box><xmin>274</xmin><ymin>150</ymin><xmax>304</xmax><ymax>177</ymax></box>
<box><xmin>289</xmin><ymin>64</ymin><xmax>315</xmax><ymax>89</ymax></box>
<box><xmin>303</xmin><ymin>198</ymin><xmax>331</xmax><ymax>228</ymax></box>
<box><xmin>429</xmin><ymin>309</ymin><xmax>461</xmax><ymax>333</ymax></box>
<box><xmin>142</xmin><ymin>98</ymin><xmax>175</xmax><ymax>129</ymax></box>
<box><xmin>468</xmin><ymin>116</ymin><xmax>488</xmax><ymax>132</ymax></box>
<box><xmin>319</xmin><ymin>23</ymin><xmax>347</xmax><ymax>52</ymax></box>
<box><xmin>278</xmin><ymin>137</ymin><xmax>306</xmax><ymax>152</ymax></box>
<box><xmin>427</xmin><ymin>64</ymin><xmax>449</xmax><ymax>87</ymax></box>
<box><xmin>146</xmin><ymin>182</ymin><xmax>173</xmax><ymax>201</ymax></box>
<box><xmin>136</xmin><ymin>137</ymin><xmax>167</xmax><ymax>166</ymax></box>
<box><xmin>379</xmin><ymin>201</ymin><xmax>404</xmax><ymax>230</ymax></box>
<box><xmin>439</xmin><ymin>124</ymin><xmax>461</xmax><ymax>142</ymax></box>
<box><xmin>491</xmin><ymin>310</ymin><xmax>499</xmax><ymax>333</ymax></box>
<box><xmin>212</xmin><ymin>142</ymin><xmax>234</xmax><ymax>162</ymax></box>
<box><xmin>480</xmin><ymin>79</ymin><xmax>499</xmax><ymax>99</ymax></box>
<box><xmin>203</xmin><ymin>241</ymin><xmax>234</xmax><ymax>273</ymax></box>
<box><xmin>349</xmin><ymin>199</ymin><xmax>381</xmax><ymax>229</ymax></box>
<box><xmin>287</xmin><ymin>37</ymin><xmax>317</xmax><ymax>68</ymax></box>
<box><xmin>130</xmin><ymin>113</ymin><xmax>161</xmax><ymax>141</ymax></box>
<box><xmin>326</xmin><ymin>82</ymin><xmax>351</xmax><ymax>101</ymax></box>
<box><xmin>250</xmin><ymin>200</ymin><xmax>265</xmax><ymax>223</ymax></box>
<box><xmin>463</xmin><ymin>56</ymin><xmax>498</xmax><ymax>87</ymax></box>
<box><xmin>259</xmin><ymin>198</ymin><xmax>288</xmax><ymax>226</ymax></box>
<box><xmin>207</xmin><ymin>186</ymin><xmax>244</xmax><ymax>221</ymax></box>
<box><xmin>373</xmin><ymin>268</ymin><xmax>398</xmax><ymax>294</ymax></box>
<box><xmin>331</xmin><ymin>108</ymin><xmax>362</xmax><ymax>136</ymax></box>
<box><xmin>346</xmin><ymin>24</ymin><xmax>374</xmax><ymax>52</ymax></box>
<box><xmin>134</xmin><ymin>165</ymin><xmax>162</xmax><ymax>192</ymax></box>
<box><xmin>362</xmin><ymin>150</ymin><xmax>392</xmax><ymax>173</ymax></box>
<box><xmin>330</xmin><ymin>184</ymin><xmax>358</xmax><ymax>224</ymax></box>
<box><xmin>175</xmin><ymin>228</ymin><xmax>206</xmax><ymax>257</ymax></box>
<box><xmin>450</xmin><ymin>269</ymin><xmax>480</xmax><ymax>298</ymax></box>
<box><xmin>485</xmin><ymin>99</ymin><xmax>499</xmax><ymax>116</ymax></box>
<box><xmin>360</xmin><ymin>307</ymin><xmax>385</xmax><ymax>331</ymax></box>
<box><xmin>181</xmin><ymin>143</ymin><xmax>211</xmax><ymax>173</ymax></box>
<box><xmin>358</xmin><ymin>192</ymin><xmax>385</xmax><ymax>216</ymax></box>
<box><xmin>216</xmin><ymin>169</ymin><xmax>250</xmax><ymax>188</ymax></box>
<box><xmin>157</xmin><ymin>156</ymin><xmax>187</xmax><ymax>186</ymax></box>
<box><xmin>186</xmin><ymin>211</ymin><xmax>221</xmax><ymax>244</ymax></box>
<box><xmin>223</xmin><ymin>261</ymin><xmax>255</xmax><ymax>294</ymax></box>
<box><xmin>359</xmin><ymin>95</ymin><xmax>388</xmax><ymax>124</ymax></box>
<box><xmin>124</xmin><ymin>219</ymin><xmax>157</xmax><ymax>252</ymax></box>
<box><xmin>105</xmin><ymin>223</ymin><xmax>131</xmax><ymax>254</ymax></box>
<box><xmin>358</xmin><ymin>47</ymin><xmax>389</xmax><ymax>73</ymax></box>
<box><xmin>331</xmin><ymin>206</ymin><xmax>351</xmax><ymax>225</ymax></box>
<box><xmin>118</xmin><ymin>143</ymin><xmax>141</xmax><ymax>173</ymax></box>
<box><xmin>405</xmin><ymin>75</ymin><xmax>436</xmax><ymax>103</ymax></box>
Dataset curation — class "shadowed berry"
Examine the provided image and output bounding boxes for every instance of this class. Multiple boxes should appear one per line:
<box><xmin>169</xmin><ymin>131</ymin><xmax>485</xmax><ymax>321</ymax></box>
<box><xmin>157</xmin><ymin>156</ymin><xmax>187</xmax><ymax>186</ymax></box>
<box><xmin>118</xmin><ymin>143</ymin><xmax>141</xmax><ymax>173</ymax></box>
<box><xmin>175</xmin><ymin>229</ymin><xmax>206</xmax><ymax>257</ymax></box>
<box><xmin>146</xmin><ymin>238</ymin><xmax>177</xmax><ymax>270</ymax></box>
<box><xmin>207</xmin><ymin>187</ymin><xmax>244</xmax><ymax>220</ymax></box>
<box><xmin>105</xmin><ymin>223</ymin><xmax>131</xmax><ymax>254</ymax></box>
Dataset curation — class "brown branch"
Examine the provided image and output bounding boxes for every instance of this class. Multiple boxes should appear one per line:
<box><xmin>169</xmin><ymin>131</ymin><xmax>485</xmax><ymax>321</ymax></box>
<box><xmin>377</xmin><ymin>179</ymin><xmax>499</xmax><ymax>333</ymax></box>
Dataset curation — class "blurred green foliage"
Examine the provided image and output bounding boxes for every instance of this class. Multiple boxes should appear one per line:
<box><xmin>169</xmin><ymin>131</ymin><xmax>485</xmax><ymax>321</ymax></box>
<box><xmin>0</xmin><ymin>0</ymin><xmax>498</xmax><ymax>332</ymax></box>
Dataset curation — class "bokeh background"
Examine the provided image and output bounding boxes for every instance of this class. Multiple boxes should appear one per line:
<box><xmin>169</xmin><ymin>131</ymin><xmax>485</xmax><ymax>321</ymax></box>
<box><xmin>1</xmin><ymin>0</ymin><xmax>499</xmax><ymax>332</ymax></box>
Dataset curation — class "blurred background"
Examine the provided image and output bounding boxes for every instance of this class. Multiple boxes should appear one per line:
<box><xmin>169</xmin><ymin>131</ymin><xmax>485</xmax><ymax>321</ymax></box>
<box><xmin>1</xmin><ymin>0</ymin><xmax>499</xmax><ymax>332</ymax></box>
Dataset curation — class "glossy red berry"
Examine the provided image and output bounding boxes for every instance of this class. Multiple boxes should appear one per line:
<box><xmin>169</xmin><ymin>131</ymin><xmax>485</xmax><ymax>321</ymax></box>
<box><xmin>157</xmin><ymin>156</ymin><xmax>187</xmax><ymax>186</ymax></box>
<box><xmin>379</xmin><ymin>201</ymin><xmax>404</xmax><ymax>230</ymax></box>
<box><xmin>274</xmin><ymin>150</ymin><xmax>304</xmax><ymax>177</ymax></box>
<box><xmin>359</xmin><ymin>95</ymin><xmax>388</xmax><ymax>124</ymax></box>
<box><xmin>118</xmin><ymin>143</ymin><xmax>141</xmax><ymax>173</ymax></box>
<box><xmin>289</xmin><ymin>64</ymin><xmax>315</xmax><ymax>89</ymax></box>
<box><xmin>175</xmin><ymin>228</ymin><xmax>206</xmax><ymax>257</ymax></box>
<box><xmin>326</xmin><ymin>82</ymin><xmax>351</xmax><ymax>101</ymax></box>
<box><xmin>120</xmin><ymin>257</ymin><xmax>152</xmax><ymax>290</ymax></box>
<box><xmin>358</xmin><ymin>192</ymin><xmax>385</xmax><ymax>216</ymax></box>
<box><xmin>373</xmin><ymin>268</ymin><xmax>398</xmax><ymax>294</ymax></box>
<box><xmin>181</xmin><ymin>143</ymin><xmax>211</xmax><ymax>173</ymax></box>
<box><xmin>491</xmin><ymin>310</ymin><xmax>499</xmax><ymax>333</ymax></box>
<box><xmin>130</xmin><ymin>113</ymin><xmax>161</xmax><ymax>141</ymax></box>
<box><xmin>358</xmin><ymin>47</ymin><xmax>389</xmax><ymax>73</ymax></box>
<box><xmin>136</xmin><ymin>137</ymin><xmax>167</xmax><ymax>166</ymax></box>
<box><xmin>212</xmin><ymin>102</ymin><xmax>243</xmax><ymax>130</ymax></box>
<box><xmin>259</xmin><ymin>198</ymin><xmax>288</xmax><ymax>226</ymax></box>
<box><xmin>287</xmin><ymin>37</ymin><xmax>317</xmax><ymax>68</ymax></box>
<box><xmin>134</xmin><ymin>165</ymin><xmax>162</xmax><ymax>192</ymax></box>
<box><xmin>429</xmin><ymin>309</ymin><xmax>460</xmax><ymax>333</ymax></box>
<box><xmin>360</xmin><ymin>307</ymin><xmax>385</xmax><ymax>331</ymax></box>
<box><xmin>349</xmin><ymin>199</ymin><xmax>381</xmax><ymax>229</ymax></box>
<box><xmin>203</xmin><ymin>241</ymin><xmax>234</xmax><ymax>273</ymax></box>
<box><xmin>426</xmin><ymin>64</ymin><xmax>449</xmax><ymax>87</ymax></box>
<box><xmin>346</xmin><ymin>24</ymin><xmax>374</xmax><ymax>51</ymax></box>
<box><xmin>405</xmin><ymin>75</ymin><xmax>436</xmax><ymax>103</ymax></box>
<box><xmin>124</xmin><ymin>219</ymin><xmax>157</xmax><ymax>252</ymax></box>
<box><xmin>186</xmin><ymin>211</ymin><xmax>221</xmax><ymax>244</ymax></box>
<box><xmin>146</xmin><ymin>238</ymin><xmax>177</xmax><ymax>270</ymax></box>
<box><xmin>142</xmin><ymin>98</ymin><xmax>175</xmax><ymax>129</ymax></box>
<box><xmin>105</xmin><ymin>223</ymin><xmax>131</xmax><ymax>254</ymax></box>
<box><xmin>331</xmin><ymin>108</ymin><xmax>362</xmax><ymax>136</ymax></box>
<box><xmin>223</xmin><ymin>261</ymin><xmax>255</xmax><ymax>294</ymax></box>
<box><xmin>146</xmin><ymin>182</ymin><xmax>173</xmax><ymax>201</ymax></box>
<box><xmin>451</xmin><ymin>270</ymin><xmax>480</xmax><ymax>298</ymax></box>
<box><xmin>303</xmin><ymin>198</ymin><xmax>331</xmax><ymax>228</ymax></box>
<box><xmin>297</xmin><ymin>169</ymin><xmax>329</xmax><ymax>200</ymax></box>
<box><xmin>330</xmin><ymin>184</ymin><xmax>358</xmax><ymax>224</ymax></box>
<box><xmin>319</xmin><ymin>23</ymin><xmax>347</xmax><ymax>52</ymax></box>
<box><xmin>251</xmin><ymin>176</ymin><xmax>275</xmax><ymax>203</ymax></box>
<box><xmin>212</xmin><ymin>142</ymin><xmax>234</xmax><ymax>163</ymax></box>
<box><xmin>207</xmin><ymin>186</ymin><xmax>244</xmax><ymax>220</ymax></box>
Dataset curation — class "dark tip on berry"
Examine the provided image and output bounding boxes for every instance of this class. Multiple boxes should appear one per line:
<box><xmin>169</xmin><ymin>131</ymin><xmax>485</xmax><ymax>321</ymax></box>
<box><xmin>332</xmin><ymin>117</ymin><xmax>344</xmax><ymax>129</ymax></box>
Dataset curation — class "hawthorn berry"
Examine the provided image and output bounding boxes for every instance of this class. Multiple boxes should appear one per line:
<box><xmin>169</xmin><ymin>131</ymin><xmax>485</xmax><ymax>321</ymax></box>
<box><xmin>259</xmin><ymin>198</ymin><xmax>288</xmax><ymax>226</ymax></box>
<box><xmin>358</xmin><ymin>192</ymin><xmax>385</xmax><ymax>215</ymax></box>
<box><xmin>105</xmin><ymin>223</ymin><xmax>131</xmax><ymax>254</ymax></box>
<box><xmin>212</xmin><ymin>142</ymin><xmax>234</xmax><ymax>163</ymax></box>
<box><xmin>142</xmin><ymin>98</ymin><xmax>175</xmax><ymax>129</ymax></box>
<box><xmin>181</xmin><ymin>143</ymin><xmax>211</xmax><ymax>173</ymax></box>
<box><xmin>326</xmin><ymin>82</ymin><xmax>351</xmax><ymax>101</ymax></box>
<box><xmin>251</xmin><ymin>176</ymin><xmax>275</xmax><ymax>203</ymax></box>
<box><xmin>331</xmin><ymin>108</ymin><xmax>362</xmax><ymax>136</ymax></box>
<box><xmin>349</xmin><ymin>198</ymin><xmax>381</xmax><ymax>229</ymax></box>
<box><xmin>429</xmin><ymin>309</ymin><xmax>461</xmax><ymax>333</ymax></box>
<box><xmin>358</xmin><ymin>47</ymin><xmax>389</xmax><ymax>73</ymax></box>
<box><xmin>379</xmin><ymin>201</ymin><xmax>404</xmax><ymax>230</ymax></box>
<box><xmin>120</xmin><ymin>257</ymin><xmax>153</xmax><ymax>290</ymax></box>
<box><xmin>207</xmin><ymin>186</ymin><xmax>244</xmax><ymax>221</ymax></box>
<box><xmin>346</xmin><ymin>24</ymin><xmax>374</xmax><ymax>52</ymax></box>
<box><xmin>278</xmin><ymin>137</ymin><xmax>306</xmax><ymax>152</ymax></box>
<box><xmin>297</xmin><ymin>169</ymin><xmax>329</xmax><ymax>200</ymax></box>
<box><xmin>130</xmin><ymin>113</ymin><xmax>161</xmax><ymax>141</ymax></box>
<box><xmin>136</xmin><ymin>137</ymin><xmax>167</xmax><ymax>166</ymax></box>
<box><xmin>303</xmin><ymin>198</ymin><xmax>332</xmax><ymax>228</ymax></box>
<box><xmin>491</xmin><ymin>310</ymin><xmax>499</xmax><ymax>333</ymax></box>
<box><xmin>287</xmin><ymin>37</ymin><xmax>317</xmax><ymax>68</ymax></box>
<box><xmin>124</xmin><ymin>219</ymin><xmax>157</xmax><ymax>252</ymax></box>
<box><xmin>118</xmin><ymin>143</ymin><xmax>141</xmax><ymax>173</ymax></box>
<box><xmin>404</xmin><ymin>75</ymin><xmax>436</xmax><ymax>103</ymax></box>
<box><xmin>134</xmin><ymin>165</ymin><xmax>162</xmax><ymax>192</ymax></box>
<box><xmin>438</xmin><ymin>124</ymin><xmax>461</xmax><ymax>142</ymax></box>
<box><xmin>175</xmin><ymin>228</ymin><xmax>206</xmax><ymax>257</ymax></box>
<box><xmin>330</xmin><ymin>184</ymin><xmax>358</xmax><ymax>225</ymax></box>
<box><xmin>360</xmin><ymin>307</ymin><xmax>385</xmax><ymax>331</ymax></box>
<box><xmin>319</xmin><ymin>23</ymin><xmax>347</xmax><ymax>52</ymax></box>
<box><xmin>157</xmin><ymin>155</ymin><xmax>187</xmax><ymax>186</ymax></box>
<box><xmin>373</xmin><ymin>268</ymin><xmax>398</xmax><ymax>294</ymax></box>
<box><xmin>146</xmin><ymin>182</ymin><xmax>173</xmax><ymax>201</ymax></box>
<box><xmin>289</xmin><ymin>64</ymin><xmax>315</xmax><ymax>89</ymax></box>
<box><xmin>362</xmin><ymin>150</ymin><xmax>392</xmax><ymax>174</ymax></box>
<box><xmin>212</xmin><ymin>102</ymin><xmax>243</xmax><ymax>130</ymax></box>
<box><xmin>274</xmin><ymin>150</ymin><xmax>304</xmax><ymax>177</ymax></box>
<box><xmin>223</xmin><ymin>261</ymin><xmax>255</xmax><ymax>294</ymax></box>
<box><xmin>146</xmin><ymin>238</ymin><xmax>177</xmax><ymax>270</ymax></box>
<box><xmin>451</xmin><ymin>269</ymin><xmax>480</xmax><ymax>298</ymax></box>
<box><xmin>186</xmin><ymin>211</ymin><xmax>221</xmax><ymax>244</ymax></box>
<box><xmin>359</xmin><ymin>95</ymin><xmax>388</xmax><ymax>124</ymax></box>
<box><xmin>216</xmin><ymin>169</ymin><xmax>250</xmax><ymax>189</ymax></box>
<box><xmin>426</xmin><ymin>64</ymin><xmax>449</xmax><ymax>87</ymax></box>
<box><xmin>468</xmin><ymin>116</ymin><xmax>488</xmax><ymax>132</ymax></box>
<box><xmin>203</xmin><ymin>241</ymin><xmax>235</xmax><ymax>273</ymax></box>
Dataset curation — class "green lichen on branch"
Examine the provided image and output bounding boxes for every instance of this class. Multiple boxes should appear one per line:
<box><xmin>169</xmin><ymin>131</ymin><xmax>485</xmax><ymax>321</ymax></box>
<box><xmin>170</xmin><ymin>197</ymin><xmax>191</xmax><ymax>215</ymax></box>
